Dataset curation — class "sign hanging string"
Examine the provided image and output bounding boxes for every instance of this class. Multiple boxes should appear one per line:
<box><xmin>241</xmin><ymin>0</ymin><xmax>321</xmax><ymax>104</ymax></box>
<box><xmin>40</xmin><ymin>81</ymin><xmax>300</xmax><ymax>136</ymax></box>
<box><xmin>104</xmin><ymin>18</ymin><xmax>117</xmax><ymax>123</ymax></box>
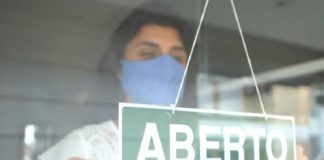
<box><xmin>230</xmin><ymin>0</ymin><xmax>268</xmax><ymax>120</ymax></box>
<box><xmin>172</xmin><ymin>0</ymin><xmax>268</xmax><ymax>120</ymax></box>
<box><xmin>171</xmin><ymin>0</ymin><xmax>210</xmax><ymax>113</ymax></box>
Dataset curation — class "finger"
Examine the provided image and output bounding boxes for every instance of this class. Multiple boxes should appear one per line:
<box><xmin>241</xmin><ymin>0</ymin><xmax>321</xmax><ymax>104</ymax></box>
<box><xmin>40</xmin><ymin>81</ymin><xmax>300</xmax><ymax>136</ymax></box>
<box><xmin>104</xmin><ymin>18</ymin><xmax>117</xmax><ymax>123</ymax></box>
<box><xmin>297</xmin><ymin>145</ymin><xmax>304</xmax><ymax>153</ymax></box>
<box><xmin>296</xmin><ymin>145</ymin><xmax>308</xmax><ymax>160</ymax></box>
<box><xmin>68</xmin><ymin>157</ymin><xmax>88</xmax><ymax>160</ymax></box>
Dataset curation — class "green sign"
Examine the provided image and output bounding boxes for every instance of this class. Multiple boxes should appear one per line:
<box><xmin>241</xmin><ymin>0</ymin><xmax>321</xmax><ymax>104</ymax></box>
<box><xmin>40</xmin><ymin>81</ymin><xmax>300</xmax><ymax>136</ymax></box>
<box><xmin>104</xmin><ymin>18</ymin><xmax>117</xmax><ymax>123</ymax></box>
<box><xmin>119</xmin><ymin>103</ymin><xmax>296</xmax><ymax>160</ymax></box>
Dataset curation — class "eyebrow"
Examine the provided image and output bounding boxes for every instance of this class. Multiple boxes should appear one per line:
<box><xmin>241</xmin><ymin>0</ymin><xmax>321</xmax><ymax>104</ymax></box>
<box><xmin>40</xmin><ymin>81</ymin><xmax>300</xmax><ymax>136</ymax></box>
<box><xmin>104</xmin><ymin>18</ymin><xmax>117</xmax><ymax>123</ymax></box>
<box><xmin>136</xmin><ymin>41</ymin><xmax>186</xmax><ymax>52</ymax></box>
<box><xmin>135</xmin><ymin>41</ymin><xmax>159</xmax><ymax>48</ymax></box>
<box><xmin>170</xmin><ymin>46</ymin><xmax>186</xmax><ymax>52</ymax></box>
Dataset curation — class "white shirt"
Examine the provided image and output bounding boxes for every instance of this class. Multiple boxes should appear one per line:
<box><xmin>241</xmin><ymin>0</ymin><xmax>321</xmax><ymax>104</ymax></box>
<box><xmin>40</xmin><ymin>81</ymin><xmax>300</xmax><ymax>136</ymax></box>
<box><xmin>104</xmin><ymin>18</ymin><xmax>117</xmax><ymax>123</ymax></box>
<box><xmin>39</xmin><ymin>121</ymin><xmax>118</xmax><ymax>160</ymax></box>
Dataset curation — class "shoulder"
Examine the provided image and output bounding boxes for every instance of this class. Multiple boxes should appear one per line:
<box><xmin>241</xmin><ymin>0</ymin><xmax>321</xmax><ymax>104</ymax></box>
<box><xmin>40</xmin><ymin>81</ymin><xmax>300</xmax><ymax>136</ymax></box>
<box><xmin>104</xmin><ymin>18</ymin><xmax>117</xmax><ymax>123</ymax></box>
<box><xmin>39</xmin><ymin>121</ymin><xmax>118</xmax><ymax>160</ymax></box>
<box><xmin>79</xmin><ymin>121</ymin><xmax>118</xmax><ymax>143</ymax></box>
<box><xmin>78</xmin><ymin>121</ymin><xmax>119</xmax><ymax>160</ymax></box>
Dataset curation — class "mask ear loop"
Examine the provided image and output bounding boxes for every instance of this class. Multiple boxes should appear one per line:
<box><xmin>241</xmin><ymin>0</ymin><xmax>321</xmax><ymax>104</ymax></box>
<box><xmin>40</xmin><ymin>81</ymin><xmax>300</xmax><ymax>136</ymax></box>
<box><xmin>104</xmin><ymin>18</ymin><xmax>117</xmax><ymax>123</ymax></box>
<box><xmin>171</xmin><ymin>0</ymin><xmax>210</xmax><ymax>114</ymax></box>
<box><xmin>230</xmin><ymin>0</ymin><xmax>268</xmax><ymax>120</ymax></box>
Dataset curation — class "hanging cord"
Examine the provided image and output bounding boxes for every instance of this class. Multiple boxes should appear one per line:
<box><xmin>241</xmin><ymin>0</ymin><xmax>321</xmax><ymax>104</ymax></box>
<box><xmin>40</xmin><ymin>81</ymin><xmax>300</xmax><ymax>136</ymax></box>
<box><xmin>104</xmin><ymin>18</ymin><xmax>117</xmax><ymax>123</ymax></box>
<box><xmin>171</xmin><ymin>0</ymin><xmax>210</xmax><ymax>114</ymax></box>
<box><xmin>172</xmin><ymin>0</ymin><xmax>267</xmax><ymax>120</ymax></box>
<box><xmin>230</xmin><ymin>0</ymin><xmax>268</xmax><ymax>120</ymax></box>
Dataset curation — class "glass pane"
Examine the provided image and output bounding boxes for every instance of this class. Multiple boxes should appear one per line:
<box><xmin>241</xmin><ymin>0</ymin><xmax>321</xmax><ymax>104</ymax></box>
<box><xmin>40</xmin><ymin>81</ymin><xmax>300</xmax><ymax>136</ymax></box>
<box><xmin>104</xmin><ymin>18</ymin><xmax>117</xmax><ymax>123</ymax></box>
<box><xmin>0</xmin><ymin>0</ymin><xmax>199</xmax><ymax>159</ymax></box>
<box><xmin>1</xmin><ymin>0</ymin><xmax>323</xmax><ymax>159</ymax></box>
<box><xmin>198</xmin><ymin>0</ymin><xmax>324</xmax><ymax>159</ymax></box>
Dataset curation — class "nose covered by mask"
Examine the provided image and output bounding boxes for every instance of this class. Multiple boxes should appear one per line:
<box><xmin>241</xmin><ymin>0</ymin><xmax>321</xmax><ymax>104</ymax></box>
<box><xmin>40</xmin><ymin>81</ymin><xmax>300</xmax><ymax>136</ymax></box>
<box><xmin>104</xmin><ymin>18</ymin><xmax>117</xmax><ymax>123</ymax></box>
<box><xmin>120</xmin><ymin>54</ymin><xmax>185</xmax><ymax>106</ymax></box>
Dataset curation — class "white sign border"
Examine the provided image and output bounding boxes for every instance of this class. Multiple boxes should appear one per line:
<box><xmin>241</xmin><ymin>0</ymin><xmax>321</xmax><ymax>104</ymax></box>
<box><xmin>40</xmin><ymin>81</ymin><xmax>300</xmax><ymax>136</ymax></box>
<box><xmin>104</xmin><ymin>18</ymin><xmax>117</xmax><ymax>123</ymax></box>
<box><xmin>118</xmin><ymin>102</ymin><xmax>296</xmax><ymax>160</ymax></box>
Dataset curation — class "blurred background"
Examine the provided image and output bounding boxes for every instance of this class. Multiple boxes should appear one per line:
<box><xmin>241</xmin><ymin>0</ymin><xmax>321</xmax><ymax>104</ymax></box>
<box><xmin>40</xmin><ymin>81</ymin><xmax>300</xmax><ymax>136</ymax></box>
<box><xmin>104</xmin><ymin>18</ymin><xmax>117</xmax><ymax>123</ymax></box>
<box><xmin>0</xmin><ymin>0</ymin><xmax>323</xmax><ymax>159</ymax></box>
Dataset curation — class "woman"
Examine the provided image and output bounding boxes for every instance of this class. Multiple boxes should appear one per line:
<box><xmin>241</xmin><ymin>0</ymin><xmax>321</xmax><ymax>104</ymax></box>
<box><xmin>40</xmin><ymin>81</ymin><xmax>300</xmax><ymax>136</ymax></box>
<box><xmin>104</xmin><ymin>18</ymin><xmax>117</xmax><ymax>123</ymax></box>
<box><xmin>39</xmin><ymin>1</ymin><xmax>308</xmax><ymax>160</ymax></box>
<box><xmin>39</xmin><ymin>2</ymin><xmax>194</xmax><ymax>160</ymax></box>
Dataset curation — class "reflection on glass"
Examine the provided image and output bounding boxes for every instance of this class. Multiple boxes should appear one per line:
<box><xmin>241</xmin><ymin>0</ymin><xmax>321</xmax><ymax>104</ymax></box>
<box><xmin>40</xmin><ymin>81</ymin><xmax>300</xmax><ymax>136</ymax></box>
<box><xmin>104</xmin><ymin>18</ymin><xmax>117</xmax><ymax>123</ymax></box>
<box><xmin>23</xmin><ymin>124</ymin><xmax>53</xmax><ymax>160</ymax></box>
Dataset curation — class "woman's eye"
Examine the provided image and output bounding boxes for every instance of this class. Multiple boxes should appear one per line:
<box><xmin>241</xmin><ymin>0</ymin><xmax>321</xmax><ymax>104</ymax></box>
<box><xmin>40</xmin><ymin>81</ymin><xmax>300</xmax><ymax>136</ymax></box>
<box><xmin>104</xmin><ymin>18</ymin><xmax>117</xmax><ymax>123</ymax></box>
<box><xmin>174</xmin><ymin>56</ymin><xmax>185</xmax><ymax>63</ymax></box>
<box><xmin>170</xmin><ymin>50</ymin><xmax>187</xmax><ymax>65</ymax></box>
<box><xmin>139</xmin><ymin>51</ymin><xmax>159</xmax><ymax>59</ymax></box>
<box><xmin>171</xmin><ymin>53</ymin><xmax>187</xmax><ymax>64</ymax></box>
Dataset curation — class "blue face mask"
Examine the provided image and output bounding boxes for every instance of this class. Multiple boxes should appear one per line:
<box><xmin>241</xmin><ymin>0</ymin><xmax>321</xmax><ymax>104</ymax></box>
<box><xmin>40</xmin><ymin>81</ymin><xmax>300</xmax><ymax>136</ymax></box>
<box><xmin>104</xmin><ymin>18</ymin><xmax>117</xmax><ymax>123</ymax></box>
<box><xmin>120</xmin><ymin>54</ymin><xmax>185</xmax><ymax>105</ymax></box>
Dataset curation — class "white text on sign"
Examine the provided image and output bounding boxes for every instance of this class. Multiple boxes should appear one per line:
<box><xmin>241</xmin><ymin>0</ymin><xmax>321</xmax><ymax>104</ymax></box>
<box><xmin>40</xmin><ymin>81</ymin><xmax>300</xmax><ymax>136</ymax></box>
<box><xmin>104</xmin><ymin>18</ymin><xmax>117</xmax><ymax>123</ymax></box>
<box><xmin>137</xmin><ymin>123</ymin><xmax>288</xmax><ymax>160</ymax></box>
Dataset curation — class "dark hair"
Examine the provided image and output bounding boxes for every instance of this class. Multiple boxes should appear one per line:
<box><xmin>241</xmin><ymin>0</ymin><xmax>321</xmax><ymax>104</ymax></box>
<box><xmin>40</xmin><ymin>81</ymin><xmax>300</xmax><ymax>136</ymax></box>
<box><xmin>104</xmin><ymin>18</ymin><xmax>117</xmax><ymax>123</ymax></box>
<box><xmin>100</xmin><ymin>1</ymin><xmax>194</xmax><ymax>73</ymax></box>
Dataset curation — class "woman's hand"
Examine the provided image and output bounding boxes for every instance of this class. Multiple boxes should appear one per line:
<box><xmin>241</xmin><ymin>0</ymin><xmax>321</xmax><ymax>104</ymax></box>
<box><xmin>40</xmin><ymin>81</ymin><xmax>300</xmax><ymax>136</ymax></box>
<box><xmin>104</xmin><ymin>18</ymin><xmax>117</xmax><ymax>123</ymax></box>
<box><xmin>68</xmin><ymin>157</ymin><xmax>87</xmax><ymax>160</ymax></box>
<box><xmin>297</xmin><ymin>145</ymin><xmax>308</xmax><ymax>160</ymax></box>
